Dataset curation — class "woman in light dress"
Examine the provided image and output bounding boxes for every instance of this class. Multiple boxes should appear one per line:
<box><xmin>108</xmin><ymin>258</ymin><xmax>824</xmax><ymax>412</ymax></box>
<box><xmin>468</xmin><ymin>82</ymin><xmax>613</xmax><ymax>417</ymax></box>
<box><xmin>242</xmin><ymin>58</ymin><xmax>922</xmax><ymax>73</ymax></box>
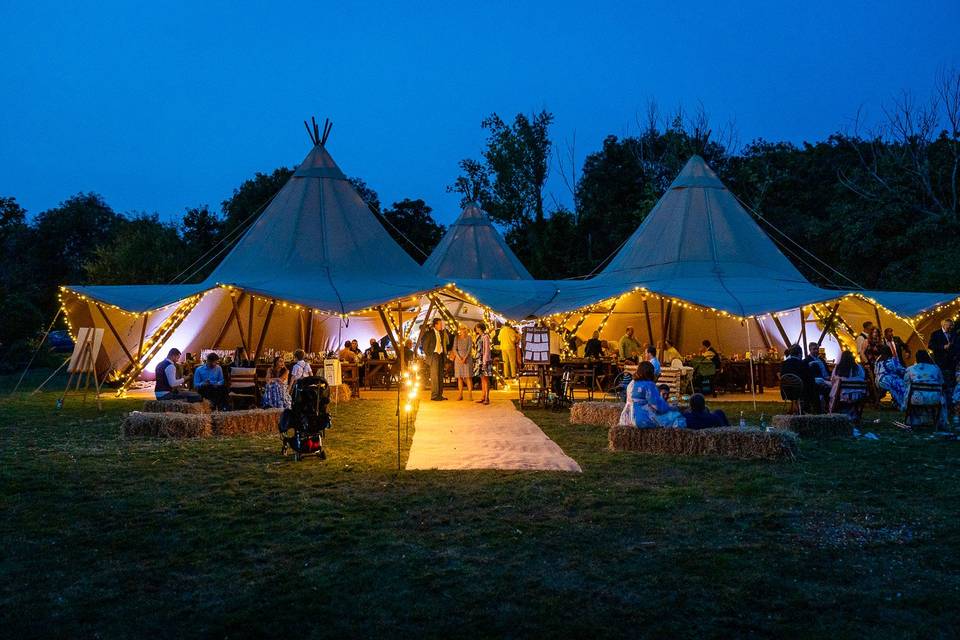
<box><xmin>875</xmin><ymin>345</ymin><xmax>907</xmax><ymax>407</ymax></box>
<box><xmin>829</xmin><ymin>351</ymin><xmax>867</xmax><ymax>419</ymax></box>
<box><xmin>904</xmin><ymin>350</ymin><xmax>947</xmax><ymax>427</ymax></box>
<box><xmin>618</xmin><ymin>361</ymin><xmax>685</xmax><ymax>428</ymax></box>
<box><xmin>474</xmin><ymin>322</ymin><xmax>492</xmax><ymax>405</ymax></box>
<box><xmin>452</xmin><ymin>324</ymin><xmax>474</xmax><ymax>401</ymax></box>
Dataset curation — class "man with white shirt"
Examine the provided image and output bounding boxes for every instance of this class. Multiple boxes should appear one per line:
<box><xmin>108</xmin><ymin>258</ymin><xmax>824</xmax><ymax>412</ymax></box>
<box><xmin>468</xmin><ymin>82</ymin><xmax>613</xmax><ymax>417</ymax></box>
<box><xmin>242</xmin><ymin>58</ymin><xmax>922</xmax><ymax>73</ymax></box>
<box><xmin>154</xmin><ymin>348</ymin><xmax>199</xmax><ymax>401</ymax></box>
<box><xmin>421</xmin><ymin>318</ymin><xmax>448</xmax><ymax>401</ymax></box>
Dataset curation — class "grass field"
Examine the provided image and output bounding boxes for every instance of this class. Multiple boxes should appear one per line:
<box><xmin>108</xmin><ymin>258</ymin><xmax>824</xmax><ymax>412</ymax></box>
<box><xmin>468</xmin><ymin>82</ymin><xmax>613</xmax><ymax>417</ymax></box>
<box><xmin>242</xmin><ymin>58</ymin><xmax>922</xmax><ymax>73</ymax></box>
<box><xmin>2</xmin><ymin>372</ymin><xmax>959</xmax><ymax>638</ymax></box>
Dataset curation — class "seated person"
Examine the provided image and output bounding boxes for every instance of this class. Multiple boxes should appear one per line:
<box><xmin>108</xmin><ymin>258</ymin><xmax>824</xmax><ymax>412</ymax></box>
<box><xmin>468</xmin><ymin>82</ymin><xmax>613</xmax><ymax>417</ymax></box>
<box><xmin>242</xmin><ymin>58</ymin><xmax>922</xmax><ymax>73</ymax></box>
<box><xmin>662</xmin><ymin>340</ymin><xmax>683</xmax><ymax>365</ymax></box>
<box><xmin>338</xmin><ymin>340</ymin><xmax>359</xmax><ymax>364</ymax></box>
<box><xmin>904</xmin><ymin>350</ymin><xmax>948</xmax><ymax>427</ymax></box>
<box><xmin>618</xmin><ymin>361</ymin><xmax>686</xmax><ymax>428</ymax></box>
<box><xmin>231</xmin><ymin>346</ymin><xmax>251</xmax><ymax>367</ymax></box>
<box><xmin>584</xmin><ymin>331</ymin><xmax>604</xmax><ymax>359</ymax></box>
<box><xmin>875</xmin><ymin>345</ymin><xmax>907</xmax><ymax>407</ymax></box>
<box><xmin>780</xmin><ymin>344</ymin><xmax>818</xmax><ymax>412</ymax></box>
<box><xmin>657</xmin><ymin>383</ymin><xmax>671</xmax><ymax>403</ymax></box>
<box><xmin>644</xmin><ymin>345</ymin><xmax>661</xmax><ymax>378</ymax></box>
<box><xmin>701</xmin><ymin>340</ymin><xmax>720</xmax><ymax>366</ymax></box>
<box><xmin>403</xmin><ymin>338</ymin><xmax>415</xmax><ymax>365</ymax></box>
<box><xmin>193</xmin><ymin>352</ymin><xmax>227</xmax><ymax>409</ymax></box>
<box><xmin>682</xmin><ymin>393</ymin><xmax>730</xmax><ymax>429</ymax></box>
<box><xmin>262</xmin><ymin>365</ymin><xmax>292</xmax><ymax>410</ymax></box>
<box><xmin>829</xmin><ymin>351</ymin><xmax>867</xmax><ymax>419</ymax></box>
<box><xmin>154</xmin><ymin>348</ymin><xmax>200</xmax><ymax>402</ymax></box>
<box><xmin>804</xmin><ymin>341</ymin><xmax>832</xmax><ymax>407</ymax></box>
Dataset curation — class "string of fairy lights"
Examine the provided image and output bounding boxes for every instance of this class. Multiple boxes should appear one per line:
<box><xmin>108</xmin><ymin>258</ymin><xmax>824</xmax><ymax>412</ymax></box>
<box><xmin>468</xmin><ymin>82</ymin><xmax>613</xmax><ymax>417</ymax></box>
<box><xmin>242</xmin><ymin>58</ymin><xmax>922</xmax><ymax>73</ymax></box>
<box><xmin>57</xmin><ymin>280</ymin><xmax>960</xmax><ymax>396</ymax></box>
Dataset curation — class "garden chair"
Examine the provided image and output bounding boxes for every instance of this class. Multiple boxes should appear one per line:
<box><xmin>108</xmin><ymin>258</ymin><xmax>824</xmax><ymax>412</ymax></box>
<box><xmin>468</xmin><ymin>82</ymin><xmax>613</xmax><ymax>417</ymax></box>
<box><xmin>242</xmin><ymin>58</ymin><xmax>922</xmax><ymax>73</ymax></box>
<box><xmin>779</xmin><ymin>373</ymin><xmax>804</xmax><ymax>415</ymax></box>
<box><xmin>604</xmin><ymin>371</ymin><xmax>633</xmax><ymax>403</ymax></box>
<box><xmin>517</xmin><ymin>367</ymin><xmax>543</xmax><ymax>409</ymax></box>
<box><xmin>228</xmin><ymin>367</ymin><xmax>258</xmax><ymax>409</ymax></box>
<box><xmin>829</xmin><ymin>379</ymin><xmax>868</xmax><ymax>423</ymax></box>
<box><xmin>904</xmin><ymin>382</ymin><xmax>944</xmax><ymax>428</ymax></box>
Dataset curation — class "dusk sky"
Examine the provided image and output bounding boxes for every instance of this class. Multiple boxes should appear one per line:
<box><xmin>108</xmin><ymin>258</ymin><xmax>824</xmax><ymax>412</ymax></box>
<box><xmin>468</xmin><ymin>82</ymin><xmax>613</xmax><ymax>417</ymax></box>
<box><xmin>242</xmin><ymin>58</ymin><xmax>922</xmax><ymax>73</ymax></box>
<box><xmin>1</xmin><ymin>1</ymin><xmax>957</xmax><ymax>226</ymax></box>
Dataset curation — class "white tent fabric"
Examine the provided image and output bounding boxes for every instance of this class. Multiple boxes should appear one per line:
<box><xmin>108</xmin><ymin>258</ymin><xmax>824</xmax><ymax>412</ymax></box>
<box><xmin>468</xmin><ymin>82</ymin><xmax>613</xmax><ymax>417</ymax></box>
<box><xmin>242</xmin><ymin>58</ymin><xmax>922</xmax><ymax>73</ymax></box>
<box><xmin>424</xmin><ymin>203</ymin><xmax>533</xmax><ymax>280</ymax></box>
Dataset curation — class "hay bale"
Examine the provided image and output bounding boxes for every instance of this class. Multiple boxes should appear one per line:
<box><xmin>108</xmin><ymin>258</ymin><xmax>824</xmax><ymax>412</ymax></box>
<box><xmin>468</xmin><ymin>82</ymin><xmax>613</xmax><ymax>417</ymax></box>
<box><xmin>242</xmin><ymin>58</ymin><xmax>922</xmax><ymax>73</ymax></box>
<box><xmin>330</xmin><ymin>384</ymin><xmax>352</xmax><ymax>403</ymax></box>
<box><xmin>123</xmin><ymin>412</ymin><xmax>212</xmax><ymax>438</ymax></box>
<box><xmin>770</xmin><ymin>413</ymin><xmax>853</xmax><ymax>438</ymax></box>
<box><xmin>210</xmin><ymin>408</ymin><xmax>283</xmax><ymax>436</ymax></box>
<box><xmin>570</xmin><ymin>401</ymin><xmax>621</xmax><ymax>427</ymax></box>
<box><xmin>142</xmin><ymin>399</ymin><xmax>212</xmax><ymax>414</ymax></box>
<box><xmin>608</xmin><ymin>426</ymin><xmax>798</xmax><ymax>461</ymax></box>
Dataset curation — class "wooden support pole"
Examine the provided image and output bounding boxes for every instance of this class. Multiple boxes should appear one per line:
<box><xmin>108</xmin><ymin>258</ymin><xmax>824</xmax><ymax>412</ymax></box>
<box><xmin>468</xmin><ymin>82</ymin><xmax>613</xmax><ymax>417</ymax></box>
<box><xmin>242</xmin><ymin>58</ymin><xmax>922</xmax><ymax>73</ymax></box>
<box><xmin>254</xmin><ymin>300</ymin><xmax>276</xmax><ymax>361</ymax></box>
<box><xmin>229</xmin><ymin>293</ymin><xmax>248</xmax><ymax>353</ymax></box>
<box><xmin>247</xmin><ymin>296</ymin><xmax>255</xmax><ymax>355</ymax></box>
<box><xmin>377</xmin><ymin>306</ymin><xmax>400</xmax><ymax>363</ymax></box>
<box><xmin>642</xmin><ymin>298</ymin><xmax>655</xmax><ymax>346</ymax></box>
<box><xmin>297</xmin><ymin>310</ymin><xmax>305</xmax><ymax>350</ymax></box>
<box><xmin>214</xmin><ymin>293</ymin><xmax>243</xmax><ymax>349</ymax></box>
<box><xmin>94</xmin><ymin>303</ymin><xmax>137</xmax><ymax>369</ymax></box>
<box><xmin>771</xmin><ymin>314</ymin><xmax>791</xmax><ymax>348</ymax></box>
<box><xmin>816</xmin><ymin>303</ymin><xmax>841</xmax><ymax>347</ymax></box>
<box><xmin>873</xmin><ymin>304</ymin><xmax>884</xmax><ymax>332</ymax></box>
<box><xmin>800</xmin><ymin>306</ymin><xmax>809</xmax><ymax>354</ymax></box>
<box><xmin>305</xmin><ymin>310</ymin><xmax>315</xmax><ymax>353</ymax></box>
<box><xmin>136</xmin><ymin>312</ymin><xmax>150</xmax><ymax>361</ymax></box>
<box><xmin>754</xmin><ymin>317</ymin><xmax>771</xmax><ymax>350</ymax></box>
<box><xmin>659</xmin><ymin>297</ymin><xmax>667</xmax><ymax>353</ymax></box>
<box><xmin>414</xmin><ymin>298</ymin><xmax>437</xmax><ymax>353</ymax></box>
<box><xmin>116</xmin><ymin>296</ymin><xmax>201</xmax><ymax>394</ymax></box>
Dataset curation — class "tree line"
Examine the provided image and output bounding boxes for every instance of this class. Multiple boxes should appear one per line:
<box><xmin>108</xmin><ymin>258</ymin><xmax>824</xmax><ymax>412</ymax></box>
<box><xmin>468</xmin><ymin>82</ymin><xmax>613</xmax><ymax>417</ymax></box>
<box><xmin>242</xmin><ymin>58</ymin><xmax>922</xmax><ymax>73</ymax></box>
<box><xmin>1</xmin><ymin>69</ymin><xmax>957</xmax><ymax>367</ymax></box>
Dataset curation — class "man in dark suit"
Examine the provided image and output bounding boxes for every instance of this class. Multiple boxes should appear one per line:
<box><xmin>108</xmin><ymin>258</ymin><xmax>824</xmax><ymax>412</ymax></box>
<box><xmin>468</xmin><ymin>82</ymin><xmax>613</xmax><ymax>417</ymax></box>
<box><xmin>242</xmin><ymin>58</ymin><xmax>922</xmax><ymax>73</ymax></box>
<box><xmin>421</xmin><ymin>318</ymin><xmax>448</xmax><ymax>401</ymax></box>
<box><xmin>882</xmin><ymin>328</ymin><xmax>911</xmax><ymax>366</ymax></box>
<box><xmin>781</xmin><ymin>344</ymin><xmax>819</xmax><ymax>412</ymax></box>
<box><xmin>929</xmin><ymin>318</ymin><xmax>958</xmax><ymax>392</ymax></box>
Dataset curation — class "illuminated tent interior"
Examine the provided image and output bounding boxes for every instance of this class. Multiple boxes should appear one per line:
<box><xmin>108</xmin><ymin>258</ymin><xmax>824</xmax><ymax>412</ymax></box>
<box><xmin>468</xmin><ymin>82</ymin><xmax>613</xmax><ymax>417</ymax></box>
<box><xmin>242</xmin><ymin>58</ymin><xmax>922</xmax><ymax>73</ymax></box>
<box><xmin>60</xmin><ymin>123</ymin><xmax>469</xmax><ymax>392</ymax></box>
<box><xmin>457</xmin><ymin>156</ymin><xmax>959</xmax><ymax>362</ymax></box>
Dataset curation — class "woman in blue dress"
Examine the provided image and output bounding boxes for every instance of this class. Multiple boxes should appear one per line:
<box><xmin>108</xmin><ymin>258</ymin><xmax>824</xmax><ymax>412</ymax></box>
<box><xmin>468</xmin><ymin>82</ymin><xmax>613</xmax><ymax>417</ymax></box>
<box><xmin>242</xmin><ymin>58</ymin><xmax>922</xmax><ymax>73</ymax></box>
<box><xmin>618</xmin><ymin>361</ymin><xmax>686</xmax><ymax>428</ymax></box>
<box><xmin>875</xmin><ymin>345</ymin><xmax>907</xmax><ymax>407</ymax></box>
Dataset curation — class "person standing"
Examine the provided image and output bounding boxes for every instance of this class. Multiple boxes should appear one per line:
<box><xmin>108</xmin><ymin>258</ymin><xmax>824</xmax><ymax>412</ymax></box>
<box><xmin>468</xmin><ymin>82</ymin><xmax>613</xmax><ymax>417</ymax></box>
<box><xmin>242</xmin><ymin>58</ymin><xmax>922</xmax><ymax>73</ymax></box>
<box><xmin>929</xmin><ymin>319</ymin><xmax>958</xmax><ymax>394</ymax></box>
<box><xmin>422</xmin><ymin>318</ymin><xmax>447</xmax><ymax>401</ymax></box>
<box><xmin>856</xmin><ymin>321</ymin><xmax>874</xmax><ymax>363</ymax></box>
<box><xmin>497</xmin><ymin>322</ymin><xmax>519</xmax><ymax>378</ymax></box>
<box><xmin>288</xmin><ymin>349</ymin><xmax>313</xmax><ymax>392</ymax></box>
<box><xmin>883</xmin><ymin>327</ymin><xmax>911</xmax><ymax>366</ymax></box>
<box><xmin>452</xmin><ymin>325</ymin><xmax>474</xmax><ymax>401</ymax></box>
<box><xmin>618</xmin><ymin>326</ymin><xmax>642</xmax><ymax>362</ymax></box>
<box><xmin>584</xmin><ymin>331</ymin><xmax>604</xmax><ymax>359</ymax></box>
<box><xmin>474</xmin><ymin>322</ymin><xmax>493</xmax><ymax>405</ymax></box>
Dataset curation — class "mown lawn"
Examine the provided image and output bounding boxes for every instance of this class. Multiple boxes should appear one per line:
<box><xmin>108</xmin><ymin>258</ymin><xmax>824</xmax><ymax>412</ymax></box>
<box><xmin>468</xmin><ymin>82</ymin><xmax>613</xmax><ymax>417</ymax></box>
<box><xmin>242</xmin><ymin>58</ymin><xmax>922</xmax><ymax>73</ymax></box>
<box><xmin>1</xmin><ymin>372</ymin><xmax>959</xmax><ymax>638</ymax></box>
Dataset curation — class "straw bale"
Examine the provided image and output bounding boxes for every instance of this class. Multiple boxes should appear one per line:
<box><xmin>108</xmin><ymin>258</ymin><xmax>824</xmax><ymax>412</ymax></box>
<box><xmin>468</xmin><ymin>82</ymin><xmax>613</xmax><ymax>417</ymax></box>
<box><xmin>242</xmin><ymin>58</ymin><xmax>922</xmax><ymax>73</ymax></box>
<box><xmin>142</xmin><ymin>399</ymin><xmax>212</xmax><ymax>414</ymax></box>
<box><xmin>569</xmin><ymin>401</ymin><xmax>622</xmax><ymax>427</ymax></box>
<box><xmin>770</xmin><ymin>414</ymin><xmax>853</xmax><ymax>438</ymax></box>
<box><xmin>331</xmin><ymin>384</ymin><xmax>352</xmax><ymax>403</ymax></box>
<box><xmin>608</xmin><ymin>425</ymin><xmax>797</xmax><ymax>461</ymax></box>
<box><xmin>210</xmin><ymin>408</ymin><xmax>283</xmax><ymax>436</ymax></box>
<box><xmin>122</xmin><ymin>412</ymin><xmax>212</xmax><ymax>438</ymax></box>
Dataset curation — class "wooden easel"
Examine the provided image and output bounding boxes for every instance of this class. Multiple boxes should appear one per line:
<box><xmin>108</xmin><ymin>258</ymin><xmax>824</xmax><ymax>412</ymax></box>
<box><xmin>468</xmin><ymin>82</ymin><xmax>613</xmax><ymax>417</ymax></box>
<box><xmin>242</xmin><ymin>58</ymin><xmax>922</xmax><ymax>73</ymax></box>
<box><xmin>57</xmin><ymin>327</ymin><xmax>104</xmax><ymax>411</ymax></box>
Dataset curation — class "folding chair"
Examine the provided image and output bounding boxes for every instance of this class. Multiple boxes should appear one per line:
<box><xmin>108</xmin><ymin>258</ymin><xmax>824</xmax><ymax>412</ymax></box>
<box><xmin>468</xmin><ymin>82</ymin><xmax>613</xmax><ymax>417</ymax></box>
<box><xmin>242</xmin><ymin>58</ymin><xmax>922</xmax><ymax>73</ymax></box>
<box><xmin>779</xmin><ymin>373</ymin><xmax>804</xmax><ymax>415</ymax></box>
<box><xmin>904</xmin><ymin>382</ymin><xmax>944</xmax><ymax>428</ymax></box>
<box><xmin>829</xmin><ymin>379</ymin><xmax>868</xmax><ymax>423</ymax></box>
<box><xmin>517</xmin><ymin>367</ymin><xmax>543</xmax><ymax>409</ymax></box>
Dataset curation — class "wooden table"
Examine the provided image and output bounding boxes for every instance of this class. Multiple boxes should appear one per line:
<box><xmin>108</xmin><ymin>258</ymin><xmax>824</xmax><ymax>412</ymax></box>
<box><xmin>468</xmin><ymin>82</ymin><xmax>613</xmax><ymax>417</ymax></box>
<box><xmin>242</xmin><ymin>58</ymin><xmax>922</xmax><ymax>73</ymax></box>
<box><xmin>364</xmin><ymin>359</ymin><xmax>396</xmax><ymax>389</ymax></box>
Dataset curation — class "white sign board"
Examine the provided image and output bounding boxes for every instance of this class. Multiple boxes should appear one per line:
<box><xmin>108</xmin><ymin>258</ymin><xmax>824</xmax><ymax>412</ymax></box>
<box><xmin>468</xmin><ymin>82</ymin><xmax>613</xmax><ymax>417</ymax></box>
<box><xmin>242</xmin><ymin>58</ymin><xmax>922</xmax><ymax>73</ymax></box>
<box><xmin>68</xmin><ymin>327</ymin><xmax>104</xmax><ymax>374</ymax></box>
<box><xmin>522</xmin><ymin>328</ymin><xmax>550</xmax><ymax>365</ymax></box>
<box><xmin>323</xmin><ymin>358</ymin><xmax>342</xmax><ymax>386</ymax></box>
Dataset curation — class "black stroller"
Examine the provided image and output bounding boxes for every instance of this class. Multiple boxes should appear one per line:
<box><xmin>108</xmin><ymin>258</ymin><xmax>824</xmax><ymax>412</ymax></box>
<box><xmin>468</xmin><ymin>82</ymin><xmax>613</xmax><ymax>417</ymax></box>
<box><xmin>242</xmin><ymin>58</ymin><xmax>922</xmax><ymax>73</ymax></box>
<box><xmin>279</xmin><ymin>376</ymin><xmax>331</xmax><ymax>461</ymax></box>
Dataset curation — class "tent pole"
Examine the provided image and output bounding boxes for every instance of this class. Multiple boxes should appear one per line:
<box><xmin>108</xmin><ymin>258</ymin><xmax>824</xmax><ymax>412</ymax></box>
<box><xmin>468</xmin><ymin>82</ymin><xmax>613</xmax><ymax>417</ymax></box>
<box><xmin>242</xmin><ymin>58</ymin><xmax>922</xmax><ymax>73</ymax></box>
<box><xmin>799</xmin><ymin>306</ymin><xmax>809</xmax><ymax>354</ymax></box>
<box><xmin>816</xmin><ymin>303</ymin><xmax>841</xmax><ymax>347</ymax></box>
<box><xmin>873</xmin><ymin>304</ymin><xmax>884</xmax><ymax>332</ymax></box>
<box><xmin>228</xmin><ymin>293</ymin><xmax>249</xmax><ymax>354</ymax></box>
<box><xmin>12</xmin><ymin>307</ymin><xmax>62</xmax><ymax>395</ymax></box>
<box><xmin>247</xmin><ymin>296</ymin><xmax>255</xmax><ymax>356</ymax></box>
<box><xmin>253</xmin><ymin>300</ymin><xmax>276</xmax><ymax>361</ymax></box>
<box><xmin>414</xmin><ymin>298</ymin><xmax>437</xmax><ymax>353</ymax></box>
<box><xmin>746</xmin><ymin>320</ymin><xmax>757</xmax><ymax>410</ymax></box>
<box><xmin>94</xmin><ymin>303</ymin><xmax>137</xmax><ymax>371</ymax></box>
<box><xmin>377</xmin><ymin>306</ymin><xmax>400</xmax><ymax>362</ymax></box>
<box><xmin>137</xmin><ymin>312</ymin><xmax>150</xmax><ymax>361</ymax></box>
<box><xmin>305</xmin><ymin>311</ymin><xmax>315</xmax><ymax>353</ymax></box>
<box><xmin>771</xmin><ymin>314</ymin><xmax>791</xmax><ymax>348</ymax></box>
<box><xmin>754</xmin><ymin>317</ymin><xmax>771</xmax><ymax>350</ymax></box>
<box><xmin>642</xmin><ymin>298</ymin><xmax>655</xmax><ymax>347</ymax></box>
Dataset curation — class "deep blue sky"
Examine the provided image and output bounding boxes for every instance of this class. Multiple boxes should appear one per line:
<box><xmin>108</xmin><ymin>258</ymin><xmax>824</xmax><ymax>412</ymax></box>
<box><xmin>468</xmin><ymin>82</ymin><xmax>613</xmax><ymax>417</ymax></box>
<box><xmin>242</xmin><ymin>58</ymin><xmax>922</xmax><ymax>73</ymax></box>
<box><xmin>1</xmin><ymin>1</ymin><xmax>957</xmax><ymax>226</ymax></box>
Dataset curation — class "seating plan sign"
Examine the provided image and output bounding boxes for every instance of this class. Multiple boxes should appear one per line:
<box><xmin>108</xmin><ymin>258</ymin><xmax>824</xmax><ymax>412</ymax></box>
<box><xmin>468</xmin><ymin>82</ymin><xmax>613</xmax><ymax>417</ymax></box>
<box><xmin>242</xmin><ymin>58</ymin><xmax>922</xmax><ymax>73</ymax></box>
<box><xmin>522</xmin><ymin>328</ymin><xmax>550</xmax><ymax>364</ymax></box>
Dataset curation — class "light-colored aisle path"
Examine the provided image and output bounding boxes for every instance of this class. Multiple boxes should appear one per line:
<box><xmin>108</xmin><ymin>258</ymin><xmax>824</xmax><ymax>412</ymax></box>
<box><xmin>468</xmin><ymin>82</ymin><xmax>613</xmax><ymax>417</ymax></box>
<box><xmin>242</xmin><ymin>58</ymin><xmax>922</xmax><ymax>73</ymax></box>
<box><xmin>405</xmin><ymin>391</ymin><xmax>581</xmax><ymax>472</ymax></box>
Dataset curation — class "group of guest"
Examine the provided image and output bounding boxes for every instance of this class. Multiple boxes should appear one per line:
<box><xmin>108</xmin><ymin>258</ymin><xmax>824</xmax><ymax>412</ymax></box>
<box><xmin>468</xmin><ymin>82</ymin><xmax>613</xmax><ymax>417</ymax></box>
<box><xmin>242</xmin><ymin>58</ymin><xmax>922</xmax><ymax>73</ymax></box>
<box><xmin>423</xmin><ymin>318</ymin><xmax>494</xmax><ymax>404</ymax></box>
<box><xmin>617</xmin><ymin>360</ymin><xmax>730</xmax><ymax>430</ymax></box>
